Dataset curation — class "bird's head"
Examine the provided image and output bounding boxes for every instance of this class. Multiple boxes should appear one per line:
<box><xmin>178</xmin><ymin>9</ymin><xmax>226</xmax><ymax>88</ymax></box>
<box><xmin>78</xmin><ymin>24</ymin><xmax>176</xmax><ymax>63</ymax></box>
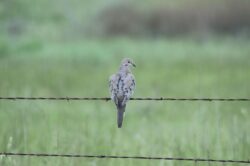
<box><xmin>120</xmin><ymin>58</ymin><xmax>136</xmax><ymax>68</ymax></box>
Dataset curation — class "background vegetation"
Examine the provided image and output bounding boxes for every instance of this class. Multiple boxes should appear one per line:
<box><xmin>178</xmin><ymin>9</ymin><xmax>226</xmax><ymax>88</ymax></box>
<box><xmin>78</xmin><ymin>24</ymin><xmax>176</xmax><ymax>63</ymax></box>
<box><xmin>0</xmin><ymin>0</ymin><xmax>249</xmax><ymax>165</ymax></box>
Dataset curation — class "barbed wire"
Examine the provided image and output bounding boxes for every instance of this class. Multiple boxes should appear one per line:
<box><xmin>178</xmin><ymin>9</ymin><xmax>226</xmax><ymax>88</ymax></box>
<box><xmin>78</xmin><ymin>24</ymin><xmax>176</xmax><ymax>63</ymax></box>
<box><xmin>0</xmin><ymin>152</ymin><xmax>249</xmax><ymax>164</ymax></box>
<box><xmin>0</xmin><ymin>97</ymin><xmax>249</xmax><ymax>102</ymax></box>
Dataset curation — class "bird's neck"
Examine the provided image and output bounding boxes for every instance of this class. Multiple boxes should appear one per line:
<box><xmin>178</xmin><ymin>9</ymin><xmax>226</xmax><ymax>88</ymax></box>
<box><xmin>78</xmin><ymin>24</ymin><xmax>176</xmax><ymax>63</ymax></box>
<box><xmin>119</xmin><ymin>66</ymin><xmax>130</xmax><ymax>75</ymax></box>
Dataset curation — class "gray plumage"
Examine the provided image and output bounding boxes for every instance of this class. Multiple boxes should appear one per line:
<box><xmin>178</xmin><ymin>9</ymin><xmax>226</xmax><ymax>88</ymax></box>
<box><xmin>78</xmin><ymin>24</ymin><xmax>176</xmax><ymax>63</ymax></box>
<box><xmin>109</xmin><ymin>58</ymin><xmax>136</xmax><ymax>128</ymax></box>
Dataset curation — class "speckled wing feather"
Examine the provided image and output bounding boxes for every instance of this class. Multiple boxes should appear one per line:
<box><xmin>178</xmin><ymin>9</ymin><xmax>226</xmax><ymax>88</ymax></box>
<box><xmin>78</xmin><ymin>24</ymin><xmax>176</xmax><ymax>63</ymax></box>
<box><xmin>109</xmin><ymin>74</ymin><xmax>118</xmax><ymax>104</ymax></box>
<box><xmin>122</xmin><ymin>73</ymin><xmax>135</xmax><ymax>105</ymax></box>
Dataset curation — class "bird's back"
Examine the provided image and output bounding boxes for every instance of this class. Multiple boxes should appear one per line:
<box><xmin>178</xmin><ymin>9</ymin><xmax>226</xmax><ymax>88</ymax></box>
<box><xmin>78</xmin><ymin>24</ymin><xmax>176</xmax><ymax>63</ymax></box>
<box><xmin>109</xmin><ymin>72</ymin><xmax>135</xmax><ymax>101</ymax></box>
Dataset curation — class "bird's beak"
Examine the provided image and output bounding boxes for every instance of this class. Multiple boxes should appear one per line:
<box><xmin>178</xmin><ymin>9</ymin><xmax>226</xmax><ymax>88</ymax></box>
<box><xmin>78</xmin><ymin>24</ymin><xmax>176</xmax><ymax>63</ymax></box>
<box><xmin>132</xmin><ymin>63</ymin><xmax>136</xmax><ymax>67</ymax></box>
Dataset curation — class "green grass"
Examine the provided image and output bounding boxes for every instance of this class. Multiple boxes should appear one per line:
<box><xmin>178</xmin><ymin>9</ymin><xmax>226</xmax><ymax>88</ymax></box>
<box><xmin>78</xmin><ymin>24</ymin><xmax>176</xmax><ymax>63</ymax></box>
<box><xmin>0</xmin><ymin>37</ymin><xmax>250</xmax><ymax>166</ymax></box>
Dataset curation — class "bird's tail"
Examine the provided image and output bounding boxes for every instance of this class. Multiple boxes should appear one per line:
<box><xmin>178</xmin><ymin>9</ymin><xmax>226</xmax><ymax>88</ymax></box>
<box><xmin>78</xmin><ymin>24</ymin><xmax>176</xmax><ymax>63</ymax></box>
<box><xmin>117</xmin><ymin>104</ymin><xmax>126</xmax><ymax>128</ymax></box>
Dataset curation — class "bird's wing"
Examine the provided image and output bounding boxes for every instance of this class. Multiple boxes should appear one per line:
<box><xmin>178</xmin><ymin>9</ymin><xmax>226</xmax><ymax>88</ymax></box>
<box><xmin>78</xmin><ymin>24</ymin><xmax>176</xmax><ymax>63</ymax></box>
<box><xmin>123</xmin><ymin>73</ymin><xmax>136</xmax><ymax>99</ymax></box>
<box><xmin>109</xmin><ymin>74</ymin><xmax>118</xmax><ymax>101</ymax></box>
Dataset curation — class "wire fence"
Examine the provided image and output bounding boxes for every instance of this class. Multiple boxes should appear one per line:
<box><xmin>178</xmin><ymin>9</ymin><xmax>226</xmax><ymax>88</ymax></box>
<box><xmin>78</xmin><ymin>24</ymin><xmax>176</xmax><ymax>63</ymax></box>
<box><xmin>0</xmin><ymin>97</ymin><xmax>250</xmax><ymax>102</ymax></box>
<box><xmin>1</xmin><ymin>96</ymin><xmax>249</xmax><ymax>164</ymax></box>
<box><xmin>0</xmin><ymin>152</ymin><xmax>249</xmax><ymax>164</ymax></box>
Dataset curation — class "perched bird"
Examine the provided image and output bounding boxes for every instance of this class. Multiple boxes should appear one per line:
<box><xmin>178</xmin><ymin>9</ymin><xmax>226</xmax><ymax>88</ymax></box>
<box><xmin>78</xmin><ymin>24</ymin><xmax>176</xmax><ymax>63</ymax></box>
<box><xmin>109</xmin><ymin>58</ymin><xmax>136</xmax><ymax>128</ymax></box>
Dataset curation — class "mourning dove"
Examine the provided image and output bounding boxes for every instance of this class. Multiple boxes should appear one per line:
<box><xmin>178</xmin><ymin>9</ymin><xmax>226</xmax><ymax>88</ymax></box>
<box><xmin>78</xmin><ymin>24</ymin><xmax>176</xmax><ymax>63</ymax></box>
<box><xmin>109</xmin><ymin>58</ymin><xmax>136</xmax><ymax>128</ymax></box>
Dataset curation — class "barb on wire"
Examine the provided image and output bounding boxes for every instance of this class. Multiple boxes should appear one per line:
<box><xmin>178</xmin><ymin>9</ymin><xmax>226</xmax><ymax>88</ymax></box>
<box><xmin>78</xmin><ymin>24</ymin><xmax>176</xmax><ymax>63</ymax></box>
<box><xmin>0</xmin><ymin>152</ymin><xmax>249</xmax><ymax>164</ymax></box>
<box><xmin>0</xmin><ymin>97</ymin><xmax>249</xmax><ymax>102</ymax></box>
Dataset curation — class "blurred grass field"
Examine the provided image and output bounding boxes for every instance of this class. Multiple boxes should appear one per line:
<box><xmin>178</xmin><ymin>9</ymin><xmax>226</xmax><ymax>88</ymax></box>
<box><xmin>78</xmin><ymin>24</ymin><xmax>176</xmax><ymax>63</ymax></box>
<box><xmin>0</xmin><ymin>37</ymin><xmax>250</xmax><ymax>166</ymax></box>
